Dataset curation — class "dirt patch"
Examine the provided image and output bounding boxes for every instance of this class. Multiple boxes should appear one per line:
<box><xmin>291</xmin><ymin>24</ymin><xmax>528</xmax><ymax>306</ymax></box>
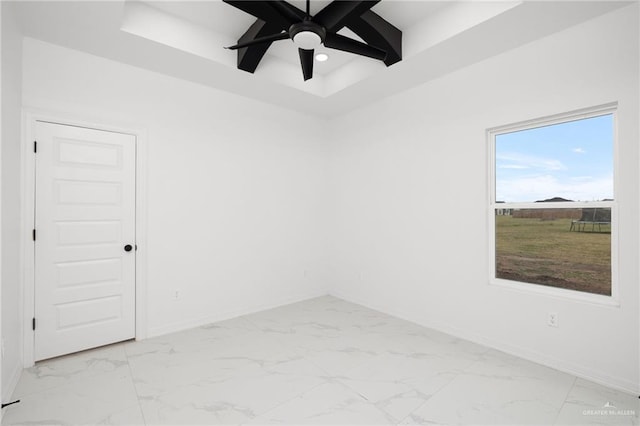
<box><xmin>496</xmin><ymin>255</ymin><xmax>611</xmax><ymax>295</ymax></box>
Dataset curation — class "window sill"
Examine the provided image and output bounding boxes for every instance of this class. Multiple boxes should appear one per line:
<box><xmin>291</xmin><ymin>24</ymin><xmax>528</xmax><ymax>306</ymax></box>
<box><xmin>488</xmin><ymin>277</ymin><xmax>620</xmax><ymax>307</ymax></box>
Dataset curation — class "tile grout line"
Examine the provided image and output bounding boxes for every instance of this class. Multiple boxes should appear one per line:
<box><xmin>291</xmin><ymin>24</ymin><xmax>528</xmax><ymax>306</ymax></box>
<box><xmin>237</xmin><ymin>310</ymin><xmax>337</xmax><ymax>422</ymax></box>
<box><xmin>395</xmin><ymin>346</ymin><xmax>494</xmax><ymax>424</ymax></box>
<box><xmin>551</xmin><ymin>376</ymin><xmax>578</xmax><ymax>426</ymax></box>
<box><xmin>395</xmin><ymin>369</ymin><xmax>465</xmax><ymax>425</ymax></box>
<box><xmin>246</xmin><ymin>380</ymin><xmax>329</xmax><ymax>424</ymax></box>
<box><xmin>9</xmin><ymin>298</ymin><xmax>634</xmax><ymax>425</ymax></box>
<box><xmin>124</xmin><ymin>342</ymin><xmax>149</xmax><ymax>426</ymax></box>
<box><xmin>238</xmin><ymin>304</ymin><xmax>399</xmax><ymax>423</ymax></box>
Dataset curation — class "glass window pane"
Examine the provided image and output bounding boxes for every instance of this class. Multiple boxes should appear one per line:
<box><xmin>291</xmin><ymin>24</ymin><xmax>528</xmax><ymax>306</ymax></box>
<box><xmin>495</xmin><ymin>208</ymin><xmax>611</xmax><ymax>295</ymax></box>
<box><xmin>495</xmin><ymin>114</ymin><xmax>614</xmax><ymax>203</ymax></box>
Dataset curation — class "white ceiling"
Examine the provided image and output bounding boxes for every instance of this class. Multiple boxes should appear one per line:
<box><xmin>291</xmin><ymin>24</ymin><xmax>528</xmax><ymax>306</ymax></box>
<box><xmin>11</xmin><ymin>1</ymin><xmax>632</xmax><ymax>117</ymax></box>
<box><xmin>149</xmin><ymin>1</ymin><xmax>451</xmax><ymax>75</ymax></box>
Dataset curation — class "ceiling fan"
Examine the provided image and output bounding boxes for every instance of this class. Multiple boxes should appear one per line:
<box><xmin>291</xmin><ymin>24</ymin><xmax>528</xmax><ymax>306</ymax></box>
<box><xmin>223</xmin><ymin>0</ymin><xmax>402</xmax><ymax>81</ymax></box>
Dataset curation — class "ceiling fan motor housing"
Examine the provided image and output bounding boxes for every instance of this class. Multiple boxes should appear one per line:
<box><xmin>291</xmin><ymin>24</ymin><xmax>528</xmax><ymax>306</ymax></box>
<box><xmin>290</xmin><ymin>21</ymin><xmax>327</xmax><ymax>50</ymax></box>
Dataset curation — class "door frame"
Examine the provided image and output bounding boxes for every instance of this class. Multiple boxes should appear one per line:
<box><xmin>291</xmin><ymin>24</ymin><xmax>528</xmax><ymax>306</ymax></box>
<box><xmin>21</xmin><ymin>109</ymin><xmax>148</xmax><ymax>367</ymax></box>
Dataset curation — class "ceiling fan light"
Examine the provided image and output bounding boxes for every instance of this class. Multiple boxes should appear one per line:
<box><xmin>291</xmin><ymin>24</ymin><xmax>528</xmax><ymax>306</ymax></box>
<box><xmin>293</xmin><ymin>31</ymin><xmax>322</xmax><ymax>50</ymax></box>
<box><xmin>315</xmin><ymin>53</ymin><xmax>329</xmax><ymax>62</ymax></box>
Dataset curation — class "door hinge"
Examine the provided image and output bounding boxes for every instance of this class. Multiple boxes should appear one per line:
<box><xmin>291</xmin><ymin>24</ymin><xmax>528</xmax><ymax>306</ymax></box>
<box><xmin>33</xmin><ymin>141</ymin><xmax>37</xmax><ymax>153</ymax></box>
<box><xmin>32</xmin><ymin>318</ymin><xmax>36</xmax><ymax>331</ymax></box>
<box><xmin>32</xmin><ymin>229</ymin><xmax>36</xmax><ymax>241</ymax></box>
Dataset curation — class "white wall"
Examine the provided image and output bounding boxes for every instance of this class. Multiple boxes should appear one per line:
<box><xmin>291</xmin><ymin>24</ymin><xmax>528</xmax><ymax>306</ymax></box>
<box><xmin>21</xmin><ymin>38</ymin><xmax>329</xmax><ymax>338</ymax></box>
<box><xmin>13</xmin><ymin>1</ymin><xmax>640</xmax><ymax>398</ymax></box>
<box><xmin>0</xmin><ymin>1</ymin><xmax>3</xmax><ymax>410</ymax></box>
<box><xmin>1</xmin><ymin>0</ymin><xmax>23</xmax><ymax>404</ymax></box>
<box><xmin>327</xmin><ymin>5</ymin><xmax>639</xmax><ymax>394</ymax></box>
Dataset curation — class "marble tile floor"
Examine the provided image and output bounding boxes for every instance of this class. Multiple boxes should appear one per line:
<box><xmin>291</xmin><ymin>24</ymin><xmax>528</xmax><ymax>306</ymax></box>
<box><xmin>2</xmin><ymin>296</ymin><xmax>638</xmax><ymax>425</ymax></box>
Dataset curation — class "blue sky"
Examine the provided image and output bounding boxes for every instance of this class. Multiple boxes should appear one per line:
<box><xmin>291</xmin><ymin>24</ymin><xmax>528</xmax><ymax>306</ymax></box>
<box><xmin>495</xmin><ymin>114</ymin><xmax>614</xmax><ymax>203</ymax></box>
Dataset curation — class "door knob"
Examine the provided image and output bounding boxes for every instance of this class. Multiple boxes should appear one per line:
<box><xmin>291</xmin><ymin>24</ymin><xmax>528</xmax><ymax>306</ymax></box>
<box><xmin>124</xmin><ymin>244</ymin><xmax>133</xmax><ymax>252</ymax></box>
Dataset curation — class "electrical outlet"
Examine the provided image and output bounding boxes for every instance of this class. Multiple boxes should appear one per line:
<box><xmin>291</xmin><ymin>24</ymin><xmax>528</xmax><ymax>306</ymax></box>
<box><xmin>173</xmin><ymin>289</ymin><xmax>181</xmax><ymax>301</ymax></box>
<box><xmin>547</xmin><ymin>312</ymin><xmax>559</xmax><ymax>328</ymax></box>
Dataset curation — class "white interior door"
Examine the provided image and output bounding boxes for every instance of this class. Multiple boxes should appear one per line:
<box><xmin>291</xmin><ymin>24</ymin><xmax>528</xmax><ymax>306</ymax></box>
<box><xmin>34</xmin><ymin>121</ymin><xmax>136</xmax><ymax>361</ymax></box>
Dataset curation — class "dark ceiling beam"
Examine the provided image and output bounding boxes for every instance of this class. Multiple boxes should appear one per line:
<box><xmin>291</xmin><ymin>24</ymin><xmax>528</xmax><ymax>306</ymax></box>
<box><xmin>313</xmin><ymin>1</ymin><xmax>380</xmax><ymax>33</ymax></box>
<box><xmin>227</xmin><ymin>1</ymin><xmax>403</xmax><ymax>76</ymax></box>
<box><xmin>268</xmin><ymin>1</ymin><xmax>306</xmax><ymax>24</ymax></box>
<box><xmin>222</xmin><ymin>1</ymin><xmax>291</xmax><ymax>30</ymax></box>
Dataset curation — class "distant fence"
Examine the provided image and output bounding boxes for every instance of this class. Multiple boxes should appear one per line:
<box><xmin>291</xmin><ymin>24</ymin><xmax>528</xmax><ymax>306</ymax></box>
<box><xmin>512</xmin><ymin>208</ymin><xmax>582</xmax><ymax>220</ymax></box>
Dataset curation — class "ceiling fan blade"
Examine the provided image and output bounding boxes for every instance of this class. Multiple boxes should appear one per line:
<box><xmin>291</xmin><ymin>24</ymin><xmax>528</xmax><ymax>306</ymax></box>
<box><xmin>324</xmin><ymin>32</ymin><xmax>386</xmax><ymax>61</ymax></box>
<box><xmin>226</xmin><ymin>32</ymin><xmax>290</xmax><ymax>50</ymax></box>
<box><xmin>347</xmin><ymin>10</ymin><xmax>402</xmax><ymax>66</ymax></box>
<box><xmin>237</xmin><ymin>20</ymin><xmax>284</xmax><ymax>74</ymax></box>
<box><xmin>298</xmin><ymin>48</ymin><xmax>314</xmax><ymax>81</ymax></box>
<box><xmin>222</xmin><ymin>1</ymin><xmax>291</xmax><ymax>30</ymax></box>
<box><xmin>313</xmin><ymin>1</ymin><xmax>380</xmax><ymax>32</ymax></box>
<box><xmin>267</xmin><ymin>1</ymin><xmax>306</xmax><ymax>24</ymax></box>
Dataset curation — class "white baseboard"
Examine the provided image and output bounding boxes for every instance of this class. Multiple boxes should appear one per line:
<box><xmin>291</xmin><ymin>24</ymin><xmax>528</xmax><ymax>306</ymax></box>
<box><xmin>329</xmin><ymin>290</ymin><xmax>639</xmax><ymax>396</ymax></box>
<box><xmin>147</xmin><ymin>291</ymin><xmax>328</xmax><ymax>338</ymax></box>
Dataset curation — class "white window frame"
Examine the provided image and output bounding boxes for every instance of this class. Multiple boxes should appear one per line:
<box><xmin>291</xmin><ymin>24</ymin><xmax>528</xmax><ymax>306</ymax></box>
<box><xmin>487</xmin><ymin>103</ymin><xmax>619</xmax><ymax>306</ymax></box>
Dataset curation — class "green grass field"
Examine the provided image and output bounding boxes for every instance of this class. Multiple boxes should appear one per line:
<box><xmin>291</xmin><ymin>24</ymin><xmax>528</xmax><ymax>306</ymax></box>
<box><xmin>495</xmin><ymin>215</ymin><xmax>611</xmax><ymax>295</ymax></box>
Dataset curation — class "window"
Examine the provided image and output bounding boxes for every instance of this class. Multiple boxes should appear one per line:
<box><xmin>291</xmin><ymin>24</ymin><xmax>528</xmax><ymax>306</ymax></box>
<box><xmin>489</xmin><ymin>104</ymin><xmax>617</xmax><ymax>300</ymax></box>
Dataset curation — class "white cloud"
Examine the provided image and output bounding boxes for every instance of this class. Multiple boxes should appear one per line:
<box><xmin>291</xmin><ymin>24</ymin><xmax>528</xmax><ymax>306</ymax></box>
<box><xmin>570</xmin><ymin>176</ymin><xmax>595</xmax><ymax>182</ymax></box>
<box><xmin>496</xmin><ymin>152</ymin><xmax>566</xmax><ymax>171</ymax></box>
<box><xmin>499</xmin><ymin>165</ymin><xmax>529</xmax><ymax>169</ymax></box>
<box><xmin>572</xmin><ymin>147</ymin><xmax>586</xmax><ymax>154</ymax></box>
